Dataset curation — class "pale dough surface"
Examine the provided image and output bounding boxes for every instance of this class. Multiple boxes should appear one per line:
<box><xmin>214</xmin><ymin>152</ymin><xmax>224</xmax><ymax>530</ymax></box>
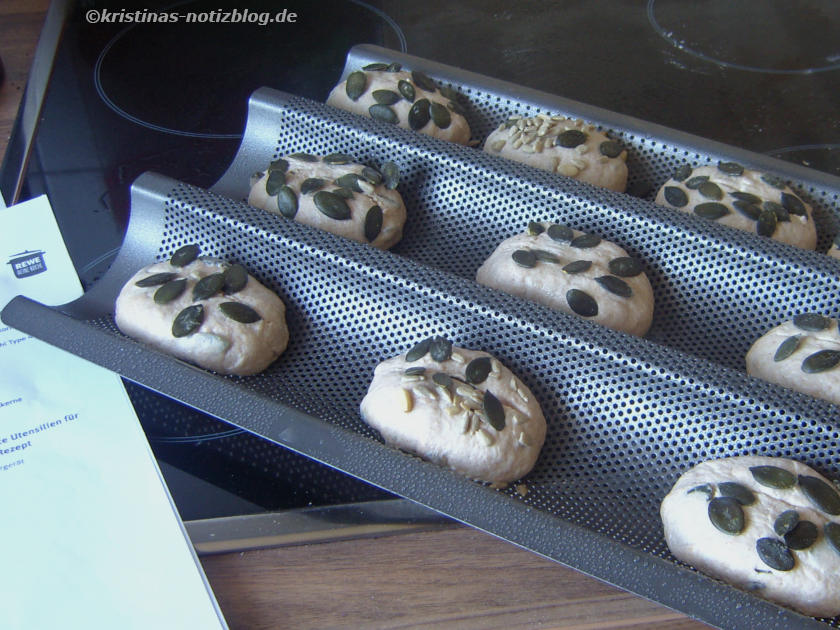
<box><xmin>360</xmin><ymin>345</ymin><xmax>546</xmax><ymax>484</ymax></box>
<box><xmin>483</xmin><ymin>115</ymin><xmax>628</xmax><ymax>192</ymax></box>
<box><xmin>476</xmin><ymin>223</ymin><xmax>654</xmax><ymax>336</ymax></box>
<box><xmin>655</xmin><ymin>165</ymin><xmax>817</xmax><ymax>249</ymax></box>
<box><xmin>115</xmin><ymin>257</ymin><xmax>288</xmax><ymax>375</ymax></box>
<box><xmin>327</xmin><ymin>70</ymin><xmax>471</xmax><ymax>144</ymax></box>
<box><xmin>746</xmin><ymin>317</ymin><xmax>840</xmax><ymax>406</ymax></box>
<box><xmin>661</xmin><ymin>456</ymin><xmax>840</xmax><ymax>617</ymax></box>
<box><xmin>248</xmin><ymin>155</ymin><xmax>406</xmax><ymax>250</ymax></box>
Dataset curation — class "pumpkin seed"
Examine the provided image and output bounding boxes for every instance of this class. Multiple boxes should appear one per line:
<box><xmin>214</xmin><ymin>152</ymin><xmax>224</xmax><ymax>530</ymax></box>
<box><xmin>154</xmin><ymin>278</ymin><xmax>187</xmax><ymax>304</ymax></box>
<box><xmin>411</xmin><ymin>70</ymin><xmax>437</xmax><ymax>92</ymax></box>
<box><xmin>323</xmin><ymin>153</ymin><xmax>354</xmax><ymax>165</ymax></box>
<box><xmin>717</xmin><ymin>161</ymin><xmax>744</xmax><ymax>176</ymax></box>
<box><xmin>780</xmin><ymin>193</ymin><xmax>805</xmax><ymax>217</ymax></box>
<box><xmin>512</xmin><ymin>249</ymin><xmax>537</xmax><ymax>268</ymax></box>
<box><xmin>466</xmin><ymin>356</ymin><xmax>492</xmax><ymax>384</ymax></box>
<box><xmin>313</xmin><ymin>190</ymin><xmax>351</xmax><ymax>220</ymax></box>
<box><xmin>268</xmin><ymin>158</ymin><xmax>289</xmax><ymax>172</ymax></box>
<box><xmin>664</xmin><ymin>186</ymin><xmax>688</xmax><ymax>207</ymax></box>
<box><xmin>673</xmin><ymin>164</ymin><xmax>692</xmax><ymax>181</ymax></box>
<box><xmin>276</xmin><ymin>185</ymin><xmax>298</xmax><ymax>218</ymax></box>
<box><xmin>482</xmin><ymin>390</ymin><xmax>506</xmax><ymax>431</ymax></box>
<box><xmin>708</xmin><ymin>497</ymin><xmax>744</xmax><ymax>535</ymax></box>
<box><xmin>566</xmin><ymin>289</ymin><xmax>598</xmax><ymax>317</ymax></box>
<box><xmin>718</xmin><ymin>481</ymin><xmax>756</xmax><ymax>505</ymax></box>
<box><xmin>756</xmin><ymin>538</ymin><xmax>794</xmax><ymax>571</ymax></box>
<box><xmin>361</xmin><ymin>166</ymin><xmax>383</xmax><ymax>186</ymax></box>
<box><xmin>363</xmin><ymin>62</ymin><xmax>389</xmax><ymax>71</ymax></box>
<box><xmin>364</xmin><ymin>205</ymin><xmax>383</xmax><ymax>242</ymax></box>
<box><xmin>172</xmin><ymin>304</ymin><xmax>203</xmax><ymax>337</ymax></box>
<box><xmin>784</xmin><ymin>520</ymin><xmax>818</xmax><ymax>550</ymax></box>
<box><xmin>557</xmin><ymin>129</ymin><xmax>587</xmax><ymax>148</ymax></box>
<box><xmin>730</xmin><ymin>191</ymin><xmax>761</xmax><ymax>205</ymax></box>
<box><xmin>547</xmin><ymin>224</ymin><xmax>573</xmax><ymax>242</ymax></box>
<box><xmin>687</xmin><ymin>484</ymin><xmax>715</xmax><ymax>499</ymax></box>
<box><xmin>381</xmin><ymin>161</ymin><xmax>400</xmax><ymax>189</ymax></box>
<box><xmin>698</xmin><ymin>181</ymin><xmax>723</xmax><ymax>200</ymax></box>
<box><xmin>750</xmin><ymin>465</ymin><xmax>796</xmax><ymax>488</ymax></box>
<box><xmin>773</xmin><ymin>510</ymin><xmax>799</xmax><ymax>536</ymax></box>
<box><xmin>336</xmin><ymin>173</ymin><xmax>364</xmax><ymax>192</ymax></box>
<box><xmin>447</xmin><ymin>100</ymin><xmax>466</xmax><ymax>116</ymax></box>
<box><xmin>372</xmin><ymin>89</ymin><xmax>400</xmax><ymax>105</ymax></box>
<box><xmin>346</xmin><ymin>71</ymin><xmax>367</xmax><ymax>101</ymax></box>
<box><xmin>438</xmin><ymin>85</ymin><xmax>460</xmax><ymax>101</ymax></box>
<box><xmin>404</xmin><ymin>366</ymin><xmax>426</xmax><ymax>377</ymax></box>
<box><xmin>369</xmin><ymin>104</ymin><xmax>398</xmax><ymax>124</ymax></box>
<box><xmin>301</xmin><ymin>177</ymin><xmax>326</xmax><ymax>195</ymax></box>
<box><xmin>429</xmin><ymin>336</ymin><xmax>452</xmax><ymax>362</ymax></box>
<box><xmin>834</xmin><ymin>234</ymin><xmax>840</xmax><ymax>248</ymax></box>
<box><xmin>332</xmin><ymin>187</ymin><xmax>355</xmax><ymax>199</ymax></box>
<box><xmin>223</xmin><ymin>264</ymin><xmax>248</xmax><ymax>294</ymax></box>
<box><xmin>761</xmin><ymin>174</ymin><xmax>787</xmax><ymax>189</ymax></box>
<box><xmin>408</xmin><ymin>98</ymin><xmax>431</xmax><ymax>130</ymax></box>
<box><xmin>406</xmin><ymin>337</ymin><xmax>431</xmax><ymax>362</ymax></box>
<box><xmin>527</xmin><ymin>221</ymin><xmax>545</xmax><ymax>235</ymax></box>
<box><xmin>288</xmin><ymin>152</ymin><xmax>318</xmax><ymax>162</ymax></box>
<box><xmin>595</xmin><ymin>275</ymin><xmax>632</xmax><ymax>298</ymax></box>
<box><xmin>136</xmin><ymin>272</ymin><xmax>177</xmax><ymax>287</ymax></box>
<box><xmin>599</xmin><ymin>140</ymin><xmax>623</xmax><ymax>158</ymax></box>
<box><xmin>798</xmin><ymin>475</ymin><xmax>840</xmax><ymax>514</ymax></box>
<box><xmin>265</xmin><ymin>170</ymin><xmax>286</xmax><ymax>196</ymax></box>
<box><xmin>192</xmin><ymin>273</ymin><xmax>225</xmax><ymax>301</ymax></box>
<box><xmin>534</xmin><ymin>249</ymin><xmax>559</xmax><ymax>263</ymax></box>
<box><xmin>398</xmin><ymin>79</ymin><xmax>415</xmax><ymax>101</ymax></box>
<box><xmin>432</xmin><ymin>372</ymin><xmax>452</xmax><ymax>388</ymax></box>
<box><xmin>608</xmin><ymin>257</ymin><xmax>643</xmax><ymax>277</ymax></box>
<box><xmin>430</xmin><ymin>102</ymin><xmax>452</xmax><ymax>129</ymax></box>
<box><xmin>386</xmin><ymin>62</ymin><xmax>402</xmax><ymax>72</ymax></box>
<box><xmin>694</xmin><ymin>202</ymin><xmax>730</xmax><ymax>220</ymax></box>
<box><xmin>219</xmin><ymin>301</ymin><xmax>261</xmax><ymax>324</ymax></box>
<box><xmin>793</xmin><ymin>312</ymin><xmax>829</xmax><ymax>331</ymax></box>
<box><xmin>825</xmin><ymin>522</ymin><xmax>840</xmax><ymax>556</ymax></box>
<box><xmin>170</xmin><ymin>244</ymin><xmax>199</xmax><ymax>267</ymax></box>
<box><xmin>732</xmin><ymin>201</ymin><xmax>762</xmax><ymax>220</ymax></box>
<box><xmin>563</xmin><ymin>260</ymin><xmax>592</xmax><ymax>274</ymax></box>
<box><xmin>685</xmin><ymin>175</ymin><xmax>709</xmax><ymax>189</ymax></box>
<box><xmin>763</xmin><ymin>200</ymin><xmax>790</xmax><ymax>222</ymax></box>
<box><xmin>570</xmin><ymin>234</ymin><xmax>601</xmax><ymax>248</ymax></box>
<box><xmin>801</xmin><ymin>349</ymin><xmax>840</xmax><ymax>374</ymax></box>
<box><xmin>773</xmin><ymin>335</ymin><xmax>801</xmax><ymax>362</ymax></box>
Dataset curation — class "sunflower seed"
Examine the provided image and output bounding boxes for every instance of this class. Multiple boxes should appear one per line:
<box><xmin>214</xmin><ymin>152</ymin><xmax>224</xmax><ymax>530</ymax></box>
<box><xmin>664</xmin><ymin>186</ymin><xmax>689</xmax><ymax>207</ymax></box>
<box><xmin>489</xmin><ymin>139</ymin><xmax>506</xmax><ymax>152</ymax></box>
<box><xmin>785</xmin><ymin>520</ymin><xmax>818</xmax><ymax>550</ymax></box>
<box><xmin>136</xmin><ymin>272</ymin><xmax>177</xmax><ymax>287</ymax></box>
<box><xmin>429</xmin><ymin>336</ymin><xmax>452</xmax><ymax>362</ymax></box>
<box><xmin>563</xmin><ymin>260</ymin><xmax>592</xmax><ymax>274</ymax></box>
<box><xmin>430</xmin><ymin>102</ymin><xmax>452</xmax><ymax>129</ymax></box>
<box><xmin>685</xmin><ymin>175</ymin><xmax>709</xmax><ymax>189</ymax></box>
<box><xmin>595</xmin><ymin>275</ymin><xmax>632</xmax><ymax>298</ymax></box>
<box><xmin>673</xmin><ymin>164</ymin><xmax>692</xmax><ymax>181</ymax></box>
<box><xmin>781</xmin><ymin>192</ymin><xmax>806</xmax><ymax>216</ymax></box>
<box><xmin>763</xmin><ymin>200</ymin><xmax>790</xmax><ymax>222</ymax></box>
<box><xmin>404</xmin><ymin>366</ymin><xmax>426</xmax><ymax>377</ymax></box>
<box><xmin>570</xmin><ymin>234</ymin><xmax>601</xmax><ymax>248</ymax></box>
<box><xmin>718</xmin><ymin>481</ymin><xmax>756</xmax><ymax>505</ymax></box>
<box><xmin>414</xmin><ymin>384</ymin><xmax>437</xmax><ymax>401</ymax></box>
<box><xmin>408</xmin><ymin>98</ymin><xmax>431</xmax><ymax>130</ymax></box>
<box><xmin>450</xmin><ymin>352</ymin><xmax>466</xmax><ymax>364</ymax></box>
<box><xmin>398</xmin><ymin>79</ymin><xmax>415</xmax><ymax>101</ymax></box>
<box><xmin>369</xmin><ymin>104</ymin><xmax>398</xmax><ymax>124</ymax></box>
<box><xmin>761</xmin><ymin>174</ymin><xmax>787</xmax><ymax>189</ymax></box>
<box><xmin>732</xmin><ymin>201</ymin><xmax>762</xmax><ymax>220</ymax></box>
<box><xmin>608</xmin><ymin>257</ymin><xmax>643</xmax><ymax>277</ymax></box>
<box><xmin>154</xmin><ymin>278</ymin><xmax>187</xmax><ymax>304</ymax></box>
<box><xmin>313</xmin><ymin>191</ymin><xmax>351</xmax><ymax>220</ymax></box>
<box><xmin>687</xmin><ymin>484</ymin><xmax>715</xmax><ymax>499</ymax></box>
<box><xmin>512</xmin><ymin>249</ymin><xmax>537</xmax><ymax>268</ymax></box>
<box><xmin>527</xmin><ymin>221</ymin><xmax>545</xmax><ymax>235</ymax></box>
<box><xmin>219</xmin><ymin>301</ymin><xmax>261</xmax><ymax>324</ymax></box>
<box><xmin>170</xmin><ymin>244</ymin><xmax>199</xmax><ymax>267</ymax></box>
<box><xmin>362</xmin><ymin>62</ymin><xmax>389</xmax><ymax>71</ymax></box>
<box><xmin>547</xmin><ymin>224</ymin><xmax>574</xmax><ymax>242</ymax></box>
<box><xmin>698</xmin><ymin>181</ymin><xmax>723</xmax><ymax>200</ymax></box>
<box><xmin>346</xmin><ymin>71</ymin><xmax>367</xmax><ymax>101</ymax></box>
<box><xmin>411</xmin><ymin>70</ymin><xmax>437</xmax><ymax>92</ymax></box>
<box><xmin>268</xmin><ymin>158</ymin><xmax>289</xmax><ymax>172</ymax></box>
<box><xmin>773</xmin><ymin>335</ymin><xmax>801</xmax><ymax>362</ymax></box>
<box><xmin>276</xmin><ymin>185</ymin><xmax>298</xmax><ymax>219</ymax></box>
<box><xmin>482</xmin><ymin>390</ymin><xmax>505</xmax><ymax>431</ymax></box>
<box><xmin>323</xmin><ymin>153</ymin><xmax>354</xmax><ymax>165</ymax></box>
<box><xmin>774</xmin><ymin>510</ymin><xmax>799</xmax><ymax>536</ymax></box>
<box><xmin>381</xmin><ymin>161</ymin><xmax>400</xmax><ymax>190</ymax></box>
<box><xmin>172</xmin><ymin>304</ymin><xmax>204</xmax><ymax>337</ymax></box>
<box><xmin>372</xmin><ymin>89</ymin><xmax>400</xmax><ymax>105</ymax></box>
<box><xmin>567</xmin><ymin>289</ymin><xmax>598</xmax><ymax>317</ymax></box>
<box><xmin>363</xmin><ymin>205</ymin><xmax>383</xmax><ymax>243</ymax></box>
<box><xmin>466</xmin><ymin>357</ymin><xmax>492</xmax><ymax>384</ymax></box>
<box><xmin>406</xmin><ymin>337</ymin><xmax>431</xmax><ymax>362</ymax></box>
<box><xmin>802</xmin><ymin>349</ymin><xmax>840</xmax><ymax>373</ymax></box>
<box><xmin>401</xmin><ymin>388</ymin><xmax>414</xmax><ymax>412</ymax></box>
<box><xmin>794</xmin><ymin>312</ymin><xmax>829</xmax><ymax>331</ymax></box>
<box><xmin>756</xmin><ymin>538</ymin><xmax>794</xmax><ymax>571</ymax></box>
<box><xmin>825</xmin><ymin>522</ymin><xmax>840</xmax><ymax>556</ymax></box>
<box><xmin>288</xmin><ymin>152</ymin><xmax>318</xmax><ymax>162</ymax></box>
<box><xmin>717</xmin><ymin>161</ymin><xmax>744</xmax><ymax>176</ymax></box>
<box><xmin>694</xmin><ymin>202</ymin><xmax>730</xmax><ymax>220</ymax></box>
<box><xmin>750</xmin><ymin>465</ymin><xmax>796</xmax><ymax>488</ymax></box>
<box><xmin>599</xmin><ymin>140</ymin><xmax>623</xmax><ymax>158</ymax></box>
<box><xmin>798</xmin><ymin>475</ymin><xmax>840</xmax><ymax>514</ymax></box>
<box><xmin>730</xmin><ymin>191</ymin><xmax>761</xmax><ymax>205</ymax></box>
<box><xmin>708</xmin><ymin>497</ymin><xmax>744</xmax><ymax>534</ymax></box>
<box><xmin>192</xmin><ymin>273</ymin><xmax>225</xmax><ymax>301</ymax></box>
<box><xmin>557</xmin><ymin>129</ymin><xmax>587</xmax><ymax>148</ymax></box>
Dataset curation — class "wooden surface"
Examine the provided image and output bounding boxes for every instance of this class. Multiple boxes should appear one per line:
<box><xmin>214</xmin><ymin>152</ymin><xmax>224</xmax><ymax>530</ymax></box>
<box><xmin>0</xmin><ymin>5</ymin><xmax>712</xmax><ymax>629</ymax></box>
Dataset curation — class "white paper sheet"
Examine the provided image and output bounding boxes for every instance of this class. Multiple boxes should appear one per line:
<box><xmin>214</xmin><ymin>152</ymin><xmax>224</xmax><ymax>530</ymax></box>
<box><xmin>0</xmin><ymin>196</ymin><xmax>227</xmax><ymax>629</ymax></box>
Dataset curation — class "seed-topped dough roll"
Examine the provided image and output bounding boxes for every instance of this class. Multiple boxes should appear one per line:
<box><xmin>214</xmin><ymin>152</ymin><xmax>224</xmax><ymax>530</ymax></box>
<box><xmin>115</xmin><ymin>245</ymin><xmax>288</xmax><ymax>376</ymax></box>
<box><xmin>476</xmin><ymin>222</ymin><xmax>654</xmax><ymax>336</ymax></box>
<box><xmin>326</xmin><ymin>62</ymin><xmax>471</xmax><ymax>144</ymax></box>
<box><xmin>655</xmin><ymin>163</ymin><xmax>817</xmax><ymax>249</ymax></box>
<box><xmin>746</xmin><ymin>313</ymin><xmax>840</xmax><ymax>406</ymax></box>
<box><xmin>483</xmin><ymin>114</ymin><xmax>628</xmax><ymax>192</ymax></box>
<box><xmin>360</xmin><ymin>339</ymin><xmax>546</xmax><ymax>484</ymax></box>
<box><xmin>660</xmin><ymin>456</ymin><xmax>840</xmax><ymax>617</ymax></box>
<box><xmin>248</xmin><ymin>153</ymin><xmax>406</xmax><ymax>250</ymax></box>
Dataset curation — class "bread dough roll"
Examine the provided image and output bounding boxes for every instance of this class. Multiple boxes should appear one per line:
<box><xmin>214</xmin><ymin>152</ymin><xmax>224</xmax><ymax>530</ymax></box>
<box><xmin>476</xmin><ymin>222</ymin><xmax>654</xmax><ymax>336</ymax></box>
<box><xmin>115</xmin><ymin>247</ymin><xmax>288</xmax><ymax>375</ymax></box>
<box><xmin>360</xmin><ymin>340</ymin><xmax>546</xmax><ymax>484</ymax></box>
<box><xmin>746</xmin><ymin>313</ymin><xmax>840</xmax><ymax>406</ymax></box>
<box><xmin>655</xmin><ymin>163</ymin><xmax>817</xmax><ymax>249</ymax></box>
<box><xmin>483</xmin><ymin>115</ymin><xmax>628</xmax><ymax>192</ymax></box>
<box><xmin>327</xmin><ymin>63</ymin><xmax>471</xmax><ymax>144</ymax></box>
<box><xmin>661</xmin><ymin>455</ymin><xmax>840</xmax><ymax>617</ymax></box>
<box><xmin>248</xmin><ymin>153</ymin><xmax>406</xmax><ymax>250</ymax></box>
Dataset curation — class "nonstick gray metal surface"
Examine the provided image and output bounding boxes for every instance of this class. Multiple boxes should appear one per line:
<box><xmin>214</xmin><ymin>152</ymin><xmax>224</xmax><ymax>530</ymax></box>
<box><xmin>5</xmin><ymin>46</ymin><xmax>840</xmax><ymax>629</ymax></box>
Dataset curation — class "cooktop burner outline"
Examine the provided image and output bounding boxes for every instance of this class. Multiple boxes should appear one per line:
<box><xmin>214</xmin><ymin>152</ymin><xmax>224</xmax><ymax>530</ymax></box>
<box><xmin>647</xmin><ymin>0</ymin><xmax>840</xmax><ymax>76</ymax></box>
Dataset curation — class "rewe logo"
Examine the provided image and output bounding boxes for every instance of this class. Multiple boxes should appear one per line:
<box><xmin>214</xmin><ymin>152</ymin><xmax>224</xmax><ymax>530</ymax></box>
<box><xmin>7</xmin><ymin>250</ymin><xmax>47</xmax><ymax>278</ymax></box>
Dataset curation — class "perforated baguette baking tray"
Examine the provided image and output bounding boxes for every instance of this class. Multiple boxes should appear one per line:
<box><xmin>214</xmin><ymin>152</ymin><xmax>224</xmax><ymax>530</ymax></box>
<box><xmin>4</xmin><ymin>45</ymin><xmax>840</xmax><ymax>629</ymax></box>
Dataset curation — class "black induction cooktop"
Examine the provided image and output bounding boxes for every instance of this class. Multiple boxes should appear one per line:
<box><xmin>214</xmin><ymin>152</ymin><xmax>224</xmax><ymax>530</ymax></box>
<box><xmin>4</xmin><ymin>0</ymin><xmax>839</xmax><ymax>520</ymax></box>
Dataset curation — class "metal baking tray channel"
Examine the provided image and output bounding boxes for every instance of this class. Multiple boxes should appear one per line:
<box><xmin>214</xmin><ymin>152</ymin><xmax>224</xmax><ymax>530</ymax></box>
<box><xmin>3</xmin><ymin>50</ymin><xmax>840</xmax><ymax>630</ymax></box>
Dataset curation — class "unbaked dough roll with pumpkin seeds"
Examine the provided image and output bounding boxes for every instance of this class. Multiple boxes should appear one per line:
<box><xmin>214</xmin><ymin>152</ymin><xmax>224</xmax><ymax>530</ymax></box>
<box><xmin>115</xmin><ymin>245</ymin><xmax>288</xmax><ymax>376</ymax></box>
<box><xmin>483</xmin><ymin>114</ymin><xmax>628</xmax><ymax>192</ymax></box>
<box><xmin>661</xmin><ymin>456</ymin><xmax>840</xmax><ymax>617</ymax></box>
<box><xmin>248</xmin><ymin>153</ymin><xmax>406</xmax><ymax>250</ymax></box>
<box><xmin>746</xmin><ymin>313</ymin><xmax>840</xmax><ymax>406</ymax></box>
<box><xmin>655</xmin><ymin>162</ymin><xmax>817</xmax><ymax>249</ymax></box>
<box><xmin>360</xmin><ymin>338</ymin><xmax>546</xmax><ymax>485</ymax></box>
<box><xmin>476</xmin><ymin>222</ymin><xmax>654</xmax><ymax>336</ymax></box>
<box><xmin>326</xmin><ymin>62</ymin><xmax>471</xmax><ymax>144</ymax></box>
